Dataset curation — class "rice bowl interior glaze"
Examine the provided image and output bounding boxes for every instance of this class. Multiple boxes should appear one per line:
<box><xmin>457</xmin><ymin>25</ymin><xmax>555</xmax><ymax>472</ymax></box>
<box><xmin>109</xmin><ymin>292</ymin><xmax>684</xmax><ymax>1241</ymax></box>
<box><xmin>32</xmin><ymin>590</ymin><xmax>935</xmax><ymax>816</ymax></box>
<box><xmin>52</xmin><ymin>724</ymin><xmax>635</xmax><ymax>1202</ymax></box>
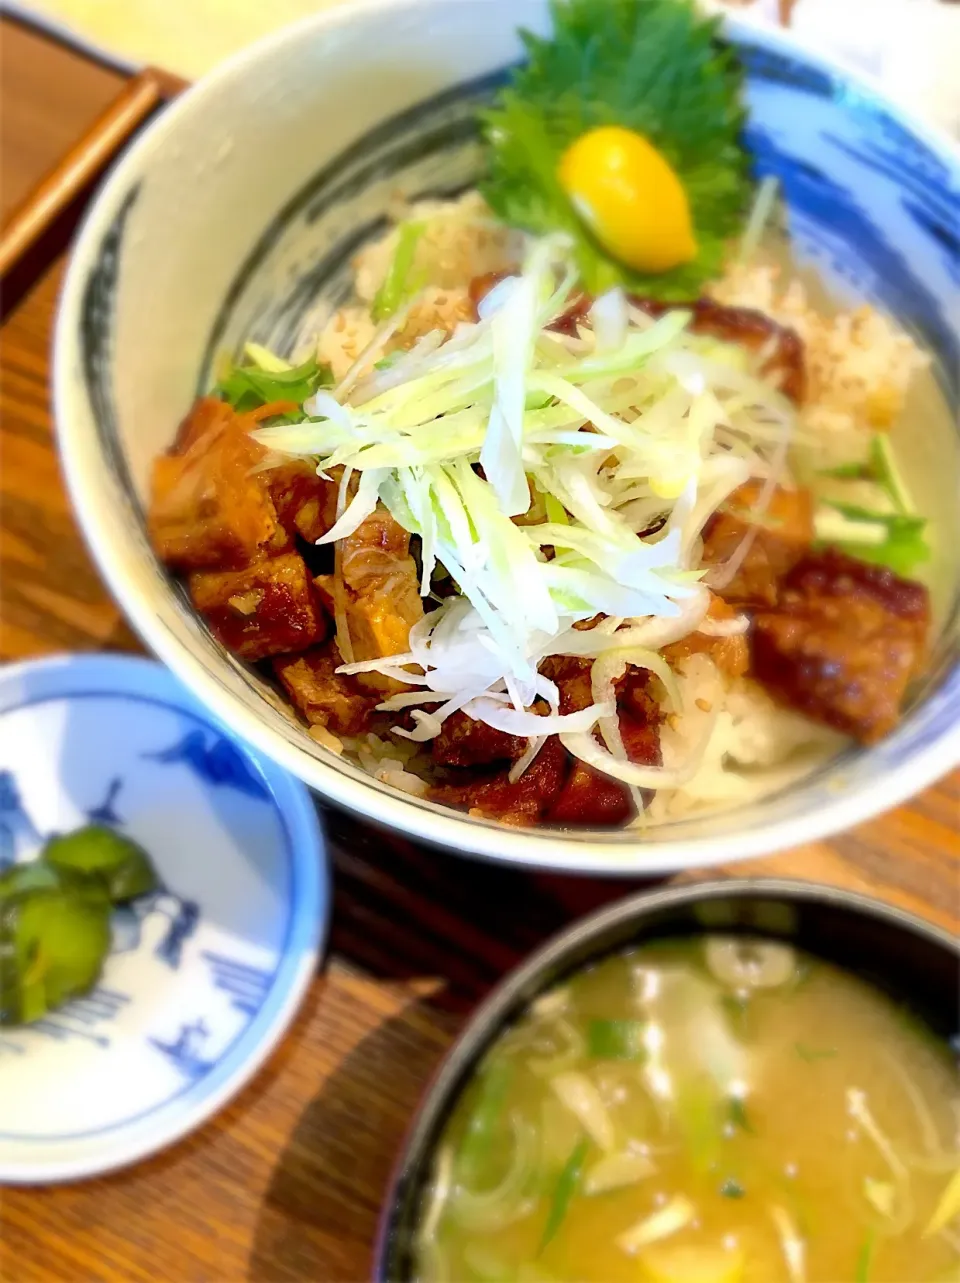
<box><xmin>374</xmin><ymin>880</ymin><xmax>960</xmax><ymax>1281</ymax></box>
<box><xmin>54</xmin><ymin>0</ymin><xmax>960</xmax><ymax>872</ymax></box>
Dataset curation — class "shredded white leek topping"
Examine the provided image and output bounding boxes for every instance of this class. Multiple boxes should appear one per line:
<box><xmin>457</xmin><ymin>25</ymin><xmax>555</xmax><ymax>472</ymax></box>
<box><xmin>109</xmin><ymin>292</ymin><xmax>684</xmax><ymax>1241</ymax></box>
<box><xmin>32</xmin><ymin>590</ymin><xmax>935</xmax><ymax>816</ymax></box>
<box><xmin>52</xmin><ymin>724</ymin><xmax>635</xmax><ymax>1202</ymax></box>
<box><xmin>253</xmin><ymin>235</ymin><xmax>796</xmax><ymax>783</ymax></box>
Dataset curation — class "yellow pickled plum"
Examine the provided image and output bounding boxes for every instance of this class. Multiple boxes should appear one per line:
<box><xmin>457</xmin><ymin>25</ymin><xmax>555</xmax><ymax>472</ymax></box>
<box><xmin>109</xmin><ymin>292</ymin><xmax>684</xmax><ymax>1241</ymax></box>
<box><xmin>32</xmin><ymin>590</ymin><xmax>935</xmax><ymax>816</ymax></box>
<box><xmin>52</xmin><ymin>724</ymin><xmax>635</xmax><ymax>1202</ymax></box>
<box><xmin>558</xmin><ymin>126</ymin><xmax>697</xmax><ymax>274</ymax></box>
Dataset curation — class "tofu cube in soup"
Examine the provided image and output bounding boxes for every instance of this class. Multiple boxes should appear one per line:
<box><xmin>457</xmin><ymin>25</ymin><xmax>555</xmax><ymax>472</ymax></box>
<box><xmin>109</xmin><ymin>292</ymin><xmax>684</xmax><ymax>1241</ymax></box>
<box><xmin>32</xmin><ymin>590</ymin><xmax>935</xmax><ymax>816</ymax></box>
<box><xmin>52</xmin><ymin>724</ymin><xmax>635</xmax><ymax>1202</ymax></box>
<box><xmin>702</xmin><ymin>481</ymin><xmax>814</xmax><ymax>609</ymax></box>
<box><xmin>189</xmin><ymin>553</ymin><xmax>327</xmax><ymax>661</ymax></box>
<box><xmin>149</xmin><ymin>398</ymin><xmax>282</xmax><ymax>571</ymax></box>
<box><xmin>273</xmin><ymin>641</ymin><xmax>374</xmax><ymax>736</ymax></box>
<box><xmin>752</xmin><ymin>549</ymin><xmax>930</xmax><ymax>743</ymax></box>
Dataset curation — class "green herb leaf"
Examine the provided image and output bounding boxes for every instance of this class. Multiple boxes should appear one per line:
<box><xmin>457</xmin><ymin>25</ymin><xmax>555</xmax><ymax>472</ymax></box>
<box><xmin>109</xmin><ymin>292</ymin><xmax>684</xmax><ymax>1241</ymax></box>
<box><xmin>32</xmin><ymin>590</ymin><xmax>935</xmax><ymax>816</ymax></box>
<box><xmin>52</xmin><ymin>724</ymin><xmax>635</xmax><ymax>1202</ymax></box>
<box><xmin>720</xmin><ymin>1177</ymin><xmax>746</xmax><ymax>1199</ymax></box>
<box><xmin>587</xmin><ymin>1018</ymin><xmax>646</xmax><ymax>1061</ymax></box>
<box><xmin>481</xmin><ymin>0</ymin><xmax>752</xmax><ymax>298</ymax></box>
<box><xmin>539</xmin><ymin>1137</ymin><xmax>589</xmax><ymax>1254</ymax></box>
<box><xmin>43</xmin><ymin>825</ymin><xmax>159</xmax><ymax>903</ymax></box>
<box><xmin>216</xmin><ymin>355</ymin><xmax>333</xmax><ymax>416</ymax></box>
<box><xmin>795</xmin><ymin>1042</ymin><xmax>838</xmax><ymax>1063</ymax></box>
<box><xmin>372</xmin><ymin>221</ymin><xmax>427</xmax><ymax>322</ymax></box>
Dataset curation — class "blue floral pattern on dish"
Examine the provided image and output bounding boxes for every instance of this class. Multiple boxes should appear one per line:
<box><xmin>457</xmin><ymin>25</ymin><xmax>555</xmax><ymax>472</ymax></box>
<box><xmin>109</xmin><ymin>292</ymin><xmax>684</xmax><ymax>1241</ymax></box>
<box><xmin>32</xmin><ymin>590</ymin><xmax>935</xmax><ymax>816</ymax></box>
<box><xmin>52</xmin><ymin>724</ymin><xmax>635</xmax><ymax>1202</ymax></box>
<box><xmin>0</xmin><ymin>771</ymin><xmax>41</xmax><ymax>867</ymax></box>
<box><xmin>142</xmin><ymin>729</ymin><xmax>270</xmax><ymax>800</ymax></box>
<box><xmin>149</xmin><ymin>1020</ymin><xmax>217</xmax><ymax>1080</ymax></box>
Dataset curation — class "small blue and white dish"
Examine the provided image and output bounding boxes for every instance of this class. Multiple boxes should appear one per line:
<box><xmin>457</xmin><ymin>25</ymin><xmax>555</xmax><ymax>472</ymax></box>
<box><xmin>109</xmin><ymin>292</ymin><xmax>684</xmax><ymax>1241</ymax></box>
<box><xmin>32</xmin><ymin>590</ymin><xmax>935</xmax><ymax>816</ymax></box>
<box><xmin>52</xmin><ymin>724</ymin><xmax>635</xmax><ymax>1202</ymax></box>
<box><xmin>0</xmin><ymin>653</ymin><xmax>327</xmax><ymax>1184</ymax></box>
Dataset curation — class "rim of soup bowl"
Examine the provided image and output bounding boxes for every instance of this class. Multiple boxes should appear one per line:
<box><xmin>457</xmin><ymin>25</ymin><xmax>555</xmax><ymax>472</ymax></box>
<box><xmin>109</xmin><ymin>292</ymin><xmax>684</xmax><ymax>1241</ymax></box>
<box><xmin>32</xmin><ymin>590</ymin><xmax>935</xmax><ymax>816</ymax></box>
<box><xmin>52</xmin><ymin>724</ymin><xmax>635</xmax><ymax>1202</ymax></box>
<box><xmin>372</xmin><ymin>876</ymin><xmax>960</xmax><ymax>1281</ymax></box>
<box><xmin>54</xmin><ymin>0</ymin><xmax>960</xmax><ymax>875</ymax></box>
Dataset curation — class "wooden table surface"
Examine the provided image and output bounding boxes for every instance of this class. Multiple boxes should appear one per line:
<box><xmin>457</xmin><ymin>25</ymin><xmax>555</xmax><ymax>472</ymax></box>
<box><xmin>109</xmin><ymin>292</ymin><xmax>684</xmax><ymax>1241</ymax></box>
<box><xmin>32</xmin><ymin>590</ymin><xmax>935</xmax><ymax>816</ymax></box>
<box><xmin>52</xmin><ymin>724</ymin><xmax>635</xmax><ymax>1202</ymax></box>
<box><xmin>0</xmin><ymin>15</ymin><xmax>957</xmax><ymax>1282</ymax></box>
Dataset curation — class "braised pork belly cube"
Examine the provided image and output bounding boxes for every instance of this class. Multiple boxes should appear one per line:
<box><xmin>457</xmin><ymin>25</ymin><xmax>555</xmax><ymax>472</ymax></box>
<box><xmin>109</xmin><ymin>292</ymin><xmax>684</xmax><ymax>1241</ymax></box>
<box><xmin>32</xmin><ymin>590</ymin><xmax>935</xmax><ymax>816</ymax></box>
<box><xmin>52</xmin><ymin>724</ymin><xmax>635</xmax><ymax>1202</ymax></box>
<box><xmin>548</xmin><ymin>761</ymin><xmax>633</xmax><ymax>826</ymax></box>
<box><xmin>616</xmin><ymin>666</ymin><xmax>663</xmax><ymax>730</ymax></box>
<box><xmin>431</xmin><ymin>736</ymin><xmax>568</xmax><ymax>827</ymax></box>
<box><xmin>638</xmin><ymin>297</ymin><xmax>807</xmax><ymax>404</ymax></box>
<box><xmin>702</xmin><ymin>481</ymin><xmax>814</xmax><ymax>609</ymax></box>
<box><xmin>532</xmin><ymin>658</ymin><xmax>663</xmax><ymax>825</ymax></box>
<box><xmin>265</xmin><ymin>459</ymin><xmax>339</xmax><ymax>544</ymax></box>
<box><xmin>312</xmin><ymin>574</ymin><xmax>337</xmax><ymax>617</ymax></box>
<box><xmin>189</xmin><ymin>552</ymin><xmax>327</xmax><ymax>661</ymax></box>
<box><xmin>752</xmin><ymin>549</ymin><xmax>930</xmax><ymax>743</ymax></box>
<box><xmin>662</xmin><ymin>593</ymin><xmax>750</xmax><ymax>679</ymax></box>
<box><xmin>548</xmin><ymin>708</ymin><xmax>660</xmax><ymax>827</ymax></box>
<box><xmin>431</xmin><ymin>711</ymin><xmax>527</xmax><ymax>768</ymax></box>
<box><xmin>551</xmin><ymin>296</ymin><xmax>807</xmax><ymax>404</ymax></box>
<box><xmin>341</xmin><ymin>504</ymin><xmax>424</xmax><ymax>692</ymax></box>
<box><xmin>618</xmin><ymin>712</ymin><xmax>662</xmax><ymax>766</ymax></box>
<box><xmin>540</xmin><ymin>656</ymin><xmax>663</xmax><ymax>764</ymax></box>
<box><xmin>273</xmin><ymin>641</ymin><xmax>375</xmax><ymax>736</ymax></box>
<box><xmin>149</xmin><ymin>398</ymin><xmax>281</xmax><ymax>571</ymax></box>
<box><xmin>540</xmin><ymin>655</ymin><xmax>595</xmax><ymax>714</ymax></box>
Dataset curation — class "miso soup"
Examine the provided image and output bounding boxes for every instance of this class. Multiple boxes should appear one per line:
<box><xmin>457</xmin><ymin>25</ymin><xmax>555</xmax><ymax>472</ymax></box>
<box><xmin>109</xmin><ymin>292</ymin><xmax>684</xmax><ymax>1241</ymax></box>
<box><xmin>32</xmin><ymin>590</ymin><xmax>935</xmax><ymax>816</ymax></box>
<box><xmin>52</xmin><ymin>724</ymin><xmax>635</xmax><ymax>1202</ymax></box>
<box><xmin>417</xmin><ymin>938</ymin><xmax>960</xmax><ymax>1283</ymax></box>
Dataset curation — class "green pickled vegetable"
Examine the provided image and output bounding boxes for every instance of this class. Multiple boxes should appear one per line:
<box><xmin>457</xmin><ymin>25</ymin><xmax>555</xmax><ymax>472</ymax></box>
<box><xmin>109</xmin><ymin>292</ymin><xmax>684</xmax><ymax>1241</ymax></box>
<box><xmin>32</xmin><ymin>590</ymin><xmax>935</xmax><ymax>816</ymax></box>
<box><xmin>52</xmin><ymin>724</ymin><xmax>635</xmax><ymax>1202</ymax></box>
<box><xmin>720</xmin><ymin>1177</ymin><xmax>746</xmax><ymax>1199</ymax></box>
<box><xmin>44</xmin><ymin>824</ymin><xmax>158</xmax><ymax>902</ymax></box>
<box><xmin>539</xmin><ymin>1137</ymin><xmax>589</xmax><ymax>1254</ymax></box>
<box><xmin>0</xmin><ymin>859</ymin><xmax>61</xmax><ymax>901</ymax></box>
<box><xmin>0</xmin><ymin>873</ymin><xmax>110</xmax><ymax>1026</ymax></box>
<box><xmin>0</xmin><ymin>823</ymin><xmax>160</xmax><ymax>1026</ymax></box>
<box><xmin>587</xmin><ymin>1018</ymin><xmax>646</xmax><ymax>1061</ymax></box>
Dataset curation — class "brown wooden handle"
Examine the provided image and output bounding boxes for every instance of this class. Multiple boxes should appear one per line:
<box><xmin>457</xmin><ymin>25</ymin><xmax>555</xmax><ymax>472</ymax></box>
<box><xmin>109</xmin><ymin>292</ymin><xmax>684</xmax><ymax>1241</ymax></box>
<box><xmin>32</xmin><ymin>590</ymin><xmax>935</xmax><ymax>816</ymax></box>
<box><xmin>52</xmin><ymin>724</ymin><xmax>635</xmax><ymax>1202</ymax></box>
<box><xmin>0</xmin><ymin>66</ymin><xmax>185</xmax><ymax>320</ymax></box>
